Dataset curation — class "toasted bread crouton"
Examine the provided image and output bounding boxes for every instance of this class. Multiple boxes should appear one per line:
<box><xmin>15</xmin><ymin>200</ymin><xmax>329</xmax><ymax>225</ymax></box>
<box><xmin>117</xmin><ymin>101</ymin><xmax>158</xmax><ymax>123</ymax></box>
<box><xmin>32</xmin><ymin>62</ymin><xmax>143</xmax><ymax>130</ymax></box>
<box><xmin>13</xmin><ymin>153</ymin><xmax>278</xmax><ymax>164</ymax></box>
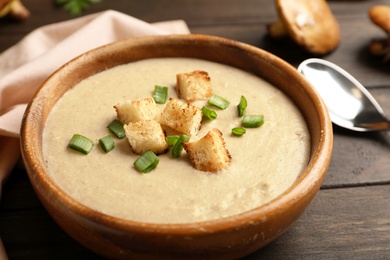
<box><xmin>114</xmin><ymin>97</ymin><xmax>161</xmax><ymax>125</ymax></box>
<box><xmin>183</xmin><ymin>128</ymin><xmax>231</xmax><ymax>173</ymax></box>
<box><xmin>176</xmin><ymin>70</ymin><xmax>212</xmax><ymax>102</ymax></box>
<box><xmin>124</xmin><ymin>119</ymin><xmax>168</xmax><ymax>155</ymax></box>
<box><xmin>160</xmin><ymin>97</ymin><xmax>202</xmax><ymax>136</ymax></box>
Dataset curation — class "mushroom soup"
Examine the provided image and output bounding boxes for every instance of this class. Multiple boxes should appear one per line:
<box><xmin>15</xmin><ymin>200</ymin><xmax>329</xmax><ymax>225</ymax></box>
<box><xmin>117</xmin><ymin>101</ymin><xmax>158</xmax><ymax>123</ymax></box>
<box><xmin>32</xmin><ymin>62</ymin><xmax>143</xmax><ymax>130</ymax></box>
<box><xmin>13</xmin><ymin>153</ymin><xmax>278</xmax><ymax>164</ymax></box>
<box><xmin>42</xmin><ymin>58</ymin><xmax>310</xmax><ymax>224</ymax></box>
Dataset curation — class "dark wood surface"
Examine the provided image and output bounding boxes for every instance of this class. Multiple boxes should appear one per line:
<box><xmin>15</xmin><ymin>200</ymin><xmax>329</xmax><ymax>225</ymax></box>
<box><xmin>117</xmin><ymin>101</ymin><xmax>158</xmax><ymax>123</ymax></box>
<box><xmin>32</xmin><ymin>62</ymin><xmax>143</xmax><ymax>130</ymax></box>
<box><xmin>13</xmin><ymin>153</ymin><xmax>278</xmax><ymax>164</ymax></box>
<box><xmin>1</xmin><ymin>0</ymin><xmax>390</xmax><ymax>259</ymax></box>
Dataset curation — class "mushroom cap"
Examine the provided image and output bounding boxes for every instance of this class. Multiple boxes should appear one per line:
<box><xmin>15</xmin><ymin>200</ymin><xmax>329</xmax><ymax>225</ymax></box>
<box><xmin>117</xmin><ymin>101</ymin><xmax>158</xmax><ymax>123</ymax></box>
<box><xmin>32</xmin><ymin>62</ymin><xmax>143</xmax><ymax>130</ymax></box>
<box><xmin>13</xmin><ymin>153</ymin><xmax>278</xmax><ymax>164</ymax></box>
<box><xmin>276</xmin><ymin>0</ymin><xmax>340</xmax><ymax>55</ymax></box>
<box><xmin>369</xmin><ymin>5</ymin><xmax>390</xmax><ymax>35</ymax></box>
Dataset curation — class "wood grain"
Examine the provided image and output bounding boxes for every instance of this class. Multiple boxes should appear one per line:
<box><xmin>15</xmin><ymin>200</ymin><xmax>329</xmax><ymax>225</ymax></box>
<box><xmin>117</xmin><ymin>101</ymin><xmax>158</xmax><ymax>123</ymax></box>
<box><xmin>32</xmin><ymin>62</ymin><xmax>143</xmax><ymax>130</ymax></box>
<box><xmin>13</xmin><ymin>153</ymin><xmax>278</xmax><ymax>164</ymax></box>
<box><xmin>1</xmin><ymin>0</ymin><xmax>390</xmax><ymax>258</ymax></box>
<box><xmin>251</xmin><ymin>185</ymin><xmax>390</xmax><ymax>259</ymax></box>
<box><xmin>2</xmin><ymin>169</ymin><xmax>390</xmax><ymax>259</ymax></box>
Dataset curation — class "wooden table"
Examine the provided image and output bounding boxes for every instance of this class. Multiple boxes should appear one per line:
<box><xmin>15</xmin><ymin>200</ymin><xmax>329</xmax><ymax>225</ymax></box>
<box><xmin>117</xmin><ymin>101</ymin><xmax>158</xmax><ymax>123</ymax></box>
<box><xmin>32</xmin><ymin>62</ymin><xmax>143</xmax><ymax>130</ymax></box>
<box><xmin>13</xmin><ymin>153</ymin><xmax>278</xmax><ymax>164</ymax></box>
<box><xmin>1</xmin><ymin>0</ymin><xmax>390</xmax><ymax>258</ymax></box>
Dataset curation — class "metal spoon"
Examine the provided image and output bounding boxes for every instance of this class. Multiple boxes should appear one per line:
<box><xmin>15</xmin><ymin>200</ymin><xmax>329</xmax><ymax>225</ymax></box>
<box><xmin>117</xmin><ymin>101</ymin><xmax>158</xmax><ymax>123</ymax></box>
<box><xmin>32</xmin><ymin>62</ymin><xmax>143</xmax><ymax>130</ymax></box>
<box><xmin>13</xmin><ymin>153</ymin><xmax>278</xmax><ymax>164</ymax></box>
<box><xmin>298</xmin><ymin>58</ymin><xmax>390</xmax><ymax>132</ymax></box>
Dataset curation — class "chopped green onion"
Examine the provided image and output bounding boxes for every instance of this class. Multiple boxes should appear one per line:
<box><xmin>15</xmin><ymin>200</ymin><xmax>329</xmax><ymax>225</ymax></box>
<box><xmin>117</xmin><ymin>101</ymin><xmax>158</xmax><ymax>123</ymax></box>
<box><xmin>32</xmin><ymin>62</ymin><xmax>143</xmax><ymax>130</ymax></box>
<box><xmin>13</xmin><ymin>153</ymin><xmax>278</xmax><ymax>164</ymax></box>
<box><xmin>68</xmin><ymin>134</ymin><xmax>94</xmax><ymax>154</ymax></box>
<box><xmin>107</xmin><ymin>119</ymin><xmax>126</xmax><ymax>139</ymax></box>
<box><xmin>208</xmin><ymin>94</ymin><xmax>230</xmax><ymax>110</ymax></box>
<box><xmin>99</xmin><ymin>135</ymin><xmax>115</xmax><ymax>153</ymax></box>
<box><xmin>153</xmin><ymin>85</ymin><xmax>168</xmax><ymax>104</ymax></box>
<box><xmin>232</xmin><ymin>127</ymin><xmax>246</xmax><ymax>136</ymax></box>
<box><xmin>166</xmin><ymin>135</ymin><xmax>179</xmax><ymax>146</ymax></box>
<box><xmin>242</xmin><ymin>115</ymin><xmax>265</xmax><ymax>128</ymax></box>
<box><xmin>171</xmin><ymin>134</ymin><xmax>190</xmax><ymax>158</ymax></box>
<box><xmin>134</xmin><ymin>150</ymin><xmax>159</xmax><ymax>173</ymax></box>
<box><xmin>202</xmin><ymin>106</ymin><xmax>217</xmax><ymax>120</ymax></box>
<box><xmin>237</xmin><ymin>95</ymin><xmax>247</xmax><ymax>117</ymax></box>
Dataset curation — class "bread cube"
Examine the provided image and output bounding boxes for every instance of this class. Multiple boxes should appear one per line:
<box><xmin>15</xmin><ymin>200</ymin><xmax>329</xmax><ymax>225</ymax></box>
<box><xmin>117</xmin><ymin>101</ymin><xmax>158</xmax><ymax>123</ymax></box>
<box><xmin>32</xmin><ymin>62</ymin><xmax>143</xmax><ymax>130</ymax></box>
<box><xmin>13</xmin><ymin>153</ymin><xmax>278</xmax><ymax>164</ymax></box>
<box><xmin>114</xmin><ymin>97</ymin><xmax>161</xmax><ymax>125</ymax></box>
<box><xmin>124</xmin><ymin>120</ymin><xmax>168</xmax><ymax>155</ymax></box>
<box><xmin>160</xmin><ymin>98</ymin><xmax>202</xmax><ymax>136</ymax></box>
<box><xmin>176</xmin><ymin>70</ymin><xmax>212</xmax><ymax>102</ymax></box>
<box><xmin>183</xmin><ymin>128</ymin><xmax>231</xmax><ymax>173</ymax></box>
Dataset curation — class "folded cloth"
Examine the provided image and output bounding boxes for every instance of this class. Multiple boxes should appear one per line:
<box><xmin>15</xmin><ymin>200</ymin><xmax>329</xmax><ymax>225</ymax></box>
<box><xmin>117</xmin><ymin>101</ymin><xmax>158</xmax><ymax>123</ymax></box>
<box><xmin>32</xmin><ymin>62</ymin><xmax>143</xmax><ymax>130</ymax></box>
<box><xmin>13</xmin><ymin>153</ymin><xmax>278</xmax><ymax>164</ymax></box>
<box><xmin>0</xmin><ymin>10</ymin><xmax>189</xmax><ymax>258</ymax></box>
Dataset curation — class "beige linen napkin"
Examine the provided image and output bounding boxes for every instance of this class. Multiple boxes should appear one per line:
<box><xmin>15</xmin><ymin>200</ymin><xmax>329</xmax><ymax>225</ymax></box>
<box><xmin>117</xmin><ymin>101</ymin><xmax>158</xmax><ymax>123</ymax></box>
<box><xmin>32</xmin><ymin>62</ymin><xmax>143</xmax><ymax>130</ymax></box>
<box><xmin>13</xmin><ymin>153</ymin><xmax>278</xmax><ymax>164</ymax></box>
<box><xmin>0</xmin><ymin>10</ymin><xmax>189</xmax><ymax>258</ymax></box>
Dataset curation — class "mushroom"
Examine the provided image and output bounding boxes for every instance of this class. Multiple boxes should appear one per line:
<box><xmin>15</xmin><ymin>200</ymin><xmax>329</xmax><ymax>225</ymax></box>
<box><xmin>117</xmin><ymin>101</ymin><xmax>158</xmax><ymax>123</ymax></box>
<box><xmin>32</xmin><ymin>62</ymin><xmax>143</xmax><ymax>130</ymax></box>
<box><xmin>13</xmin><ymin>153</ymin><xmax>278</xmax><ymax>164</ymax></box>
<box><xmin>0</xmin><ymin>0</ymin><xmax>30</xmax><ymax>21</ymax></box>
<box><xmin>369</xmin><ymin>5</ymin><xmax>390</xmax><ymax>62</ymax></box>
<box><xmin>267</xmin><ymin>0</ymin><xmax>341</xmax><ymax>56</ymax></box>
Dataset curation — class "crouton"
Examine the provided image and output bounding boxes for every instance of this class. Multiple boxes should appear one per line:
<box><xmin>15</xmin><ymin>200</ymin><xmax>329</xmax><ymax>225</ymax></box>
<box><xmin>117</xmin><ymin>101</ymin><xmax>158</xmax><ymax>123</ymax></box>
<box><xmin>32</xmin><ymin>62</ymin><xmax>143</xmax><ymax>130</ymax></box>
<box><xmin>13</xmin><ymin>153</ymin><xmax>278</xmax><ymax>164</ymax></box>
<box><xmin>176</xmin><ymin>70</ymin><xmax>212</xmax><ymax>102</ymax></box>
<box><xmin>160</xmin><ymin>98</ymin><xmax>202</xmax><ymax>136</ymax></box>
<box><xmin>183</xmin><ymin>128</ymin><xmax>232</xmax><ymax>173</ymax></box>
<box><xmin>114</xmin><ymin>97</ymin><xmax>161</xmax><ymax>125</ymax></box>
<box><xmin>124</xmin><ymin>119</ymin><xmax>168</xmax><ymax>155</ymax></box>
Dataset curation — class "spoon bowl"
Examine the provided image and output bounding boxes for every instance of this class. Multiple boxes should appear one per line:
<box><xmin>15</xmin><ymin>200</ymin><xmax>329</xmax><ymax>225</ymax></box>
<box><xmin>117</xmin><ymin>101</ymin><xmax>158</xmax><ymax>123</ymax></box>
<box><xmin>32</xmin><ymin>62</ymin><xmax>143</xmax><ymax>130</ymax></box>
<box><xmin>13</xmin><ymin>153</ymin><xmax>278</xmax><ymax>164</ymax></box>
<box><xmin>298</xmin><ymin>58</ymin><xmax>390</xmax><ymax>132</ymax></box>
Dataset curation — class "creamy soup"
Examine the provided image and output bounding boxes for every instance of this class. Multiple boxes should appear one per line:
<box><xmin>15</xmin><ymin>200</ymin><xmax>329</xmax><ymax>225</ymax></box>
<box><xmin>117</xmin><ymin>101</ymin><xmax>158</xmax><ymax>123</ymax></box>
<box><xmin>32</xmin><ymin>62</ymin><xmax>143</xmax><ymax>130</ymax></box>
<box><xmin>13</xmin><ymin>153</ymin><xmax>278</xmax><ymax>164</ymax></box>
<box><xmin>42</xmin><ymin>58</ymin><xmax>310</xmax><ymax>224</ymax></box>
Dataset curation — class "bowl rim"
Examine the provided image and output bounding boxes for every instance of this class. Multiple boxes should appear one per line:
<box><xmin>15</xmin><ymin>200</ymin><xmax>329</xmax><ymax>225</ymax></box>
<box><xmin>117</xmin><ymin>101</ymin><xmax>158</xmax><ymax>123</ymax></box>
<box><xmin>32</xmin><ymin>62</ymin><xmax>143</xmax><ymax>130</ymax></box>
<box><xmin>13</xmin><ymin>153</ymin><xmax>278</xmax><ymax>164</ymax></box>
<box><xmin>20</xmin><ymin>34</ymin><xmax>333</xmax><ymax>236</ymax></box>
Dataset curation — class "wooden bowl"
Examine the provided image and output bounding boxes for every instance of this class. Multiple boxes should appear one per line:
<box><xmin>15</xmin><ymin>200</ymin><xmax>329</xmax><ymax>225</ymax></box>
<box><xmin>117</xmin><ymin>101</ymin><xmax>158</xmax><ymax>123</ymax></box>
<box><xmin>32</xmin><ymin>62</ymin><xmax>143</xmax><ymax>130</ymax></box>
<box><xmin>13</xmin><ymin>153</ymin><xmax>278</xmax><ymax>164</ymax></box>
<box><xmin>20</xmin><ymin>34</ymin><xmax>333</xmax><ymax>259</ymax></box>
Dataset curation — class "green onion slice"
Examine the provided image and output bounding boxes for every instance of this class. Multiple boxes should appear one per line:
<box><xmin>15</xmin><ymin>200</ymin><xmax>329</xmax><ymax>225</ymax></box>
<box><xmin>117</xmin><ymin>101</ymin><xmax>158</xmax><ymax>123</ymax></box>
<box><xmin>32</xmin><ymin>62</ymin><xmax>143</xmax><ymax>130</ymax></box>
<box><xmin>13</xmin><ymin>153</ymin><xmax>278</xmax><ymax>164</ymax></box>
<box><xmin>237</xmin><ymin>95</ymin><xmax>247</xmax><ymax>117</ymax></box>
<box><xmin>171</xmin><ymin>134</ymin><xmax>190</xmax><ymax>158</ymax></box>
<box><xmin>202</xmin><ymin>106</ymin><xmax>217</xmax><ymax>120</ymax></box>
<box><xmin>99</xmin><ymin>135</ymin><xmax>115</xmax><ymax>153</ymax></box>
<box><xmin>152</xmin><ymin>85</ymin><xmax>168</xmax><ymax>104</ymax></box>
<box><xmin>68</xmin><ymin>134</ymin><xmax>94</xmax><ymax>154</ymax></box>
<box><xmin>232</xmin><ymin>127</ymin><xmax>246</xmax><ymax>136</ymax></box>
<box><xmin>134</xmin><ymin>150</ymin><xmax>159</xmax><ymax>173</ymax></box>
<box><xmin>208</xmin><ymin>94</ymin><xmax>230</xmax><ymax>110</ymax></box>
<box><xmin>166</xmin><ymin>135</ymin><xmax>179</xmax><ymax>146</ymax></box>
<box><xmin>242</xmin><ymin>114</ymin><xmax>265</xmax><ymax>128</ymax></box>
<box><xmin>107</xmin><ymin>119</ymin><xmax>126</xmax><ymax>139</ymax></box>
